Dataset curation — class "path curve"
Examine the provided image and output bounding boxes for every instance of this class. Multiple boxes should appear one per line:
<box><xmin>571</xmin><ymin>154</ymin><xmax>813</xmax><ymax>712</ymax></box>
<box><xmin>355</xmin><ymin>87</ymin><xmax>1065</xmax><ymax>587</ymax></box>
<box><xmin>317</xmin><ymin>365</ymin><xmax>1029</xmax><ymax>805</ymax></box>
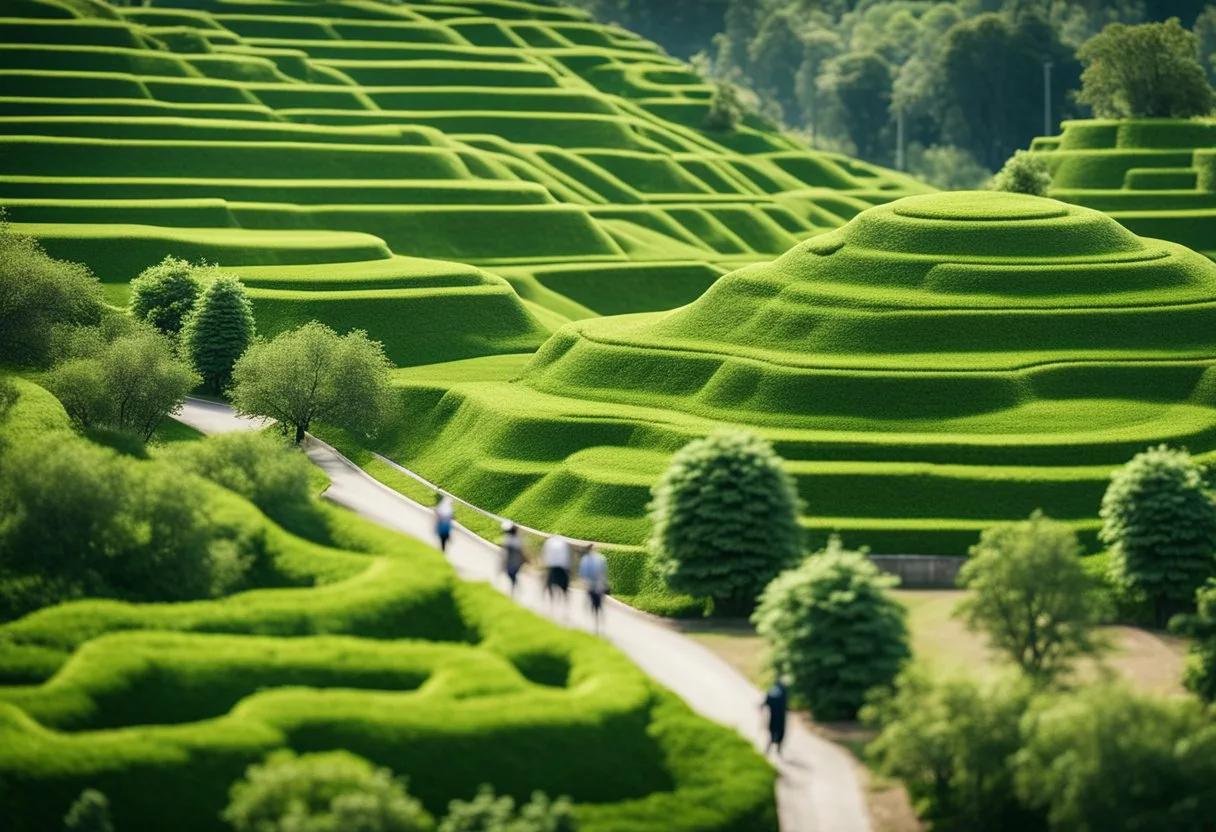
<box><xmin>175</xmin><ymin>399</ymin><xmax>872</xmax><ymax>832</ymax></box>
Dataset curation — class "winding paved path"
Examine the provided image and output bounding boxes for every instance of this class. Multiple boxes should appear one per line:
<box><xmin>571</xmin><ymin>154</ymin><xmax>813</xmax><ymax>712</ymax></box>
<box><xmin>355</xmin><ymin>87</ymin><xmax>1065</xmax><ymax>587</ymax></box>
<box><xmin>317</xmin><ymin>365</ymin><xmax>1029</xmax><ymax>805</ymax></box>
<box><xmin>175</xmin><ymin>398</ymin><xmax>871</xmax><ymax>832</ymax></box>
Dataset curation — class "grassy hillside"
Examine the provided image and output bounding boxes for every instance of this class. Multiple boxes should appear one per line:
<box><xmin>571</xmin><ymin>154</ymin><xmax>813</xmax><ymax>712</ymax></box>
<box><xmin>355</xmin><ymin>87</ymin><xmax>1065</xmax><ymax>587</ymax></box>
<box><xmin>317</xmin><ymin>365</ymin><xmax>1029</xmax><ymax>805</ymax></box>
<box><xmin>0</xmin><ymin>377</ymin><xmax>776</xmax><ymax>832</ymax></box>
<box><xmin>0</xmin><ymin>0</ymin><xmax>926</xmax><ymax>365</ymax></box>
<box><xmin>1032</xmin><ymin>118</ymin><xmax>1216</xmax><ymax>261</ymax></box>
<box><xmin>362</xmin><ymin>191</ymin><xmax>1216</xmax><ymax>599</ymax></box>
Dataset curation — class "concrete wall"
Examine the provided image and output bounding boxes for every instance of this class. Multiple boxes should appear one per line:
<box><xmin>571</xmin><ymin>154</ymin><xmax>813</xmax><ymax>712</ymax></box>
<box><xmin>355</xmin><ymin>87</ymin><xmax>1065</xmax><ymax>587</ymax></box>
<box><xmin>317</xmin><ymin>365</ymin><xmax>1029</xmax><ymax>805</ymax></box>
<box><xmin>868</xmin><ymin>555</ymin><xmax>966</xmax><ymax>588</ymax></box>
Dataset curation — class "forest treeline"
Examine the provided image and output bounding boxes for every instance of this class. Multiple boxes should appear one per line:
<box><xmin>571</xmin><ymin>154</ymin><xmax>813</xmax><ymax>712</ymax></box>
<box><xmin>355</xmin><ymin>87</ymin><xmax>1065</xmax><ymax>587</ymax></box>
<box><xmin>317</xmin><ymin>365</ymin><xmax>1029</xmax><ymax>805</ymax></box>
<box><xmin>571</xmin><ymin>0</ymin><xmax>1216</xmax><ymax>186</ymax></box>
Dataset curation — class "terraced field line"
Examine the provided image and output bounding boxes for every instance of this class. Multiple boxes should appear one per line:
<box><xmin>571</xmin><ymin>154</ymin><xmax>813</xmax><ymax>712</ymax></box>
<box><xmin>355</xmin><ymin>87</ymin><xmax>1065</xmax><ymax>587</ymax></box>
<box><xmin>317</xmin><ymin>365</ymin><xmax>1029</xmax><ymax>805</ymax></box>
<box><xmin>174</xmin><ymin>398</ymin><xmax>871</xmax><ymax>832</ymax></box>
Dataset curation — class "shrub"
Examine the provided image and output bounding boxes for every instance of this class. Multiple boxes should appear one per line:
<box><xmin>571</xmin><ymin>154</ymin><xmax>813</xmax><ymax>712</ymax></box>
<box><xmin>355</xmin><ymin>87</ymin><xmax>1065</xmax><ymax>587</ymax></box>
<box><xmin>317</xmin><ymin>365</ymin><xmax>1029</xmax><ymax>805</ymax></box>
<box><xmin>439</xmin><ymin>786</ymin><xmax>576</xmax><ymax>832</ymax></box>
<box><xmin>703</xmin><ymin>82</ymin><xmax>743</xmax><ymax>131</ymax></box>
<box><xmin>181</xmin><ymin>274</ymin><xmax>256</xmax><ymax>393</ymax></box>
<box><xmin>1175</xmin><ymin>578</ymin><xmax>1216</xmax><ymax>702</ymax></box>
<box><xmin>223</xmin><ymin>750</ymin><xmax>433</xmax><ymax>832</ymax></box>
<box><xmin>1099</xmin><ymin>445</ymin><xmax>1216</xmax><ymax>627</ymax></box>
<box><xmin>990</xmin><ymin>150</ymin><xmax>1052</xmax><ymax>196</ymax></box>
<box><xmin>955</xmin><ymin>512</ymin><xmax>1106</xmax><ymax>683</ymax></box>
<box><xmin>170</xmin><ymin>431</ymin><xmax>312</xmax><ymax>525</ymax></box>
<box><xmin>64</xmin><ymin>789</ymin><xmax>113</xmax><ymax>832</ymax></box>
<box><xmin>231</xmin><ymin>322</ymin><xmax>393</xmax><ymax>444</ymax></box>
<box><xmin>0</xmin><ymin>216</ymin><xmax>103</xmax><ymax>367</ymax></box>
<box><xmin>751</xmin><ymin>536</ymin><xmax>909</xmax><ymax>721</ymax></box>
<box><xmin>648</xmin><ymin>430</ymin><xmax>802</xmax><ymax>614</ymax></box>
<box><xmin>129</xmin><ymin>255</ymin><xmax>203</xmax><ymax>337</ymax></box>
<box><xmin>1076</xmin><ymin>19</ymin><xmax>1215</xmax><ymax>119</ymax></box>
<box><xmin>1015</xmin><ymin>686</ymin><xmax>1216</xmax><ymax>831</ymax></box>
<box><xmin>864</xmin><ymin>670</ymin><xmax>1040</xmax><ymax>832</ymax></box>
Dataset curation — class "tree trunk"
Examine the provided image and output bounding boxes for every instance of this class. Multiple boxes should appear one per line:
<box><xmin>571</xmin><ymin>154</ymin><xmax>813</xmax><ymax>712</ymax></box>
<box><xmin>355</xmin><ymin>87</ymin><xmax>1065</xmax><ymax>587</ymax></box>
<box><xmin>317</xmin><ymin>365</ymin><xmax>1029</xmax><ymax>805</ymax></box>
<box><xmin>295</xmin><ymin>422</ymin><xmax>306</xmax><ymax>444</ymax></box>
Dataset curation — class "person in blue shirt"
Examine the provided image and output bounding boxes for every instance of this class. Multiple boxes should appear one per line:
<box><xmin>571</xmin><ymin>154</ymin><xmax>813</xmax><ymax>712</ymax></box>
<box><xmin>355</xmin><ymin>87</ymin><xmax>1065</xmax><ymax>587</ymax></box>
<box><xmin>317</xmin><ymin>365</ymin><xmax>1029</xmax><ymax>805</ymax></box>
<box><xmin>762</xmin><ymin>677</ymin><xmax>789</xmax><ymax>757</ymax></box>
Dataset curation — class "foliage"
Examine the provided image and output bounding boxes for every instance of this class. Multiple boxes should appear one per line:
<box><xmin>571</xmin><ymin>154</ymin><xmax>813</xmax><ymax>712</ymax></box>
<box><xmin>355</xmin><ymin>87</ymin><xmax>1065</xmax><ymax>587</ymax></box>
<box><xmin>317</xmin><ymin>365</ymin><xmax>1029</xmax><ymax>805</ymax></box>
<box><xmin>990</xmin><ymin>150</ymin><xmax>1052</xmax><ymax>195</ymax></box>
<box><xmin>223</xmin><ymin>750</ymin><xmax>433</xmax><ymax>832</ymax></box>
<box><xmin>64</xmin><ymin>789</ymin><xmax>114</xmax><ymax>832</ymax></box>
<box><xmin>648</xmin><ymin>429</ymin><xmax>802</xmax><ymax>612</ymax></box>
<box><xmin>231</xmin><ymin>322</ymin><xmax>393</xmax><ymax>444</ymax></box>
<box><xmin>703</xmin><ymin>82</ymin><xmax>743</xmax><ymax>131</ymax></box>
<box><xmin>751</xmin><ymin>537</ymin><xmax>909</xmax><ymax>721</ymax></box>
<box><xmin>439</xmin><ymin>786</ymin><xmax>576</xmax><ymax>832</ymax></box>
<box><xmin>1174</xmin><ymin>578</ymin><xmax>1216</xmax><ymax>701</ymax></box>
<box><xmin>1076</xmin><ymin>18</ymin><xmax>1215</xmax><ymax>118</ymax></box>
<box><xmin>906</xmin><ymin>143</ymin><xmax>991</xmax><ymax>190</ymax></box>
<box><xmin>864</xmin><ymin>670</ymin><xmax>1040</xmax><ymax>832</ymax></box>
<box><xmin>1015</xmin><ymin>686</ymin><xmax>1216</xmax><ymax>831</ymax></box>
<box><xmin>818</xmin><ymin>51</ymin><xmax>892</xmax><ymax>161</ymax></box>
<box><xmin>47</xmin><ymin>327</ymin><xmax>200</xmax><ymax>440</ymax></box>
<box><xmin>0</xmin><ymin>217</ymin><xmax>103</xmax><ymax>367</ymax></box>
<box><xmin>1099</xmin><ymin>444</ymin><xmax>1216</xmax><ymax>625</ymax></box>
<box><xmin>955</xmin><ymin>512</ymin><xmax>1107</xmax><ymax>682</ymax></box>
<box><xmin>129</xmin><ymin>255</ymin><xmax>203</xmax><ymax>337</ymax></box>
<box><xmin>181</xmin><ymin>274</ymin><xmax>256</xmax><ymax>393</ymax></box>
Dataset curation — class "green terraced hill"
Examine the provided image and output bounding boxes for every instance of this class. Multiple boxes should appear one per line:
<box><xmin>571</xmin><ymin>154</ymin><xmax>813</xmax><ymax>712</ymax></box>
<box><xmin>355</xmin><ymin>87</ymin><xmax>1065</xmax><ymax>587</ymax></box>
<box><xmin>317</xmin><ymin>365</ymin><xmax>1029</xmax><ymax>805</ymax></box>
<box><xmin>372</xmin><ymin>191</ymin><xmax>1216</xmax><ymax>579</ymax></box>
<box><xmin>1032</xmin><ymin>118</ymin><xmax>1216</xmax><ymax>262</ymax></box>
<box><xmin>0</xmin><ymin>0</ymin><xmax>926</xmax><ymax>365</ymax></box>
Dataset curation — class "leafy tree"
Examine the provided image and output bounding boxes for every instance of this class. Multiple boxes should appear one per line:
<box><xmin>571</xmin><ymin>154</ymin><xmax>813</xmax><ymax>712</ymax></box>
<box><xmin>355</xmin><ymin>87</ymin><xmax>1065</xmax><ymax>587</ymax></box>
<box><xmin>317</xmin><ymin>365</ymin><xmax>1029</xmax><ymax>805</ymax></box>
<box><xmin>955</xmin><ymin>512</ymin><xmax>1107</xmax><ymax>682</ymax></box>
<box><xmin>864</xmin><ymin>670</ymin><xmax>1040</xmax><ymax>832</ymax></box>
<box><xmin>990</xmin><ymin>149</ymin><xmax>1052</xmax><ymax>195</ymax></box>
<box><xmin>0</xmin><ymin>217</ymin><xmax>103</xmax><ymax>367</ymax></box>
<box><xmin>819</xmin><ymin>51</ymin><xmax>893</xmax><ymax>161</ymax></box>
<box><xmin>1015</xmin><ymin>686</ymin><xmax>1216</xmax><ymax>831</ymax></box>
<box><xmin>1099</xmin><ymin>444</ymin><xmax>1216</xmax><ymax>626</ymax></box>
<box><xmin>223</xmin><ymin>750</ymin><xmax>432</xmax><ymax>832</ymax></box>
<box><xmin>752</xmin><ymin>537</ymin><xmax>910</xmax><ymax>720</ymax></box>
<box><xmin>180</xmin><ymin>274</ymin><xmax>256</xmax><ymax>393</ymax></box>
<box><xmin>128</xmin><ymin>255</ymin><xmax>202</xmax><ymax>337</ymax></box>
<box><xmin>439</xmin><ymin>786</ymin><xmax>575</xmax><ymax>832</ymax></box>
<box><xmin>1076</xmin><ymin>18</ymin><xmax>1215</xmax><ymax>117</ymax></box>
<box><xmin>907</xmin><ymin>143</ymin><xmax>992</xmax><ymax>190</ymax></box>
<box><xmin>171</xmin><ymin>431</ymin><xmax>312</xmax><ymax>525</ymax></box>
<box><xmin>64</xmin><ymin>789</ymin><xmax>113</xmax><ymax>832</ymax></box>
<box><xmin>703</xmin><ymin>81</ymin><xmax>745</xmax><ymax>131</ymax></box>
<box><xmin>1175</xmin><ymin>577</ymin><xmax>1216</xmax><ymax>701</ymax></box>
<box><xmin>648</xmin><ymin>429</ymin><xmax>802</xmax><ymax>613</ymax></box>
<box><xmin>230</xmin><ymin>322</ymin><xmax>393</xmax><ymax>444</ymax></box>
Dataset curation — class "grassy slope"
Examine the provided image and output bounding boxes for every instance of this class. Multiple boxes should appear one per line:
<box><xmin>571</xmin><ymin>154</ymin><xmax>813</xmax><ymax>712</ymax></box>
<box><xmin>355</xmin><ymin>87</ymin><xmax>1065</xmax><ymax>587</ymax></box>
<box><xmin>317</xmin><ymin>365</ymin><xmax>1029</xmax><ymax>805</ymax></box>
<box><xmin>0</xmin><ymin>377</ymin><xmax>776</xmax><ymax>832</ymax></box>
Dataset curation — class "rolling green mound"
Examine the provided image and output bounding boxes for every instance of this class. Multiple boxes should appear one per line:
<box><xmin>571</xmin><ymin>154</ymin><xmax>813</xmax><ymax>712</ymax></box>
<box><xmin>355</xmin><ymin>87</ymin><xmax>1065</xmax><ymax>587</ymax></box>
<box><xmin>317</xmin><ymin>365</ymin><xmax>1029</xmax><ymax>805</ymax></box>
<box><xmin>0</xmin><ymin>0</ymin><xmax>925</xmax><ymax>363</ymax></box>
<box><xmin>371</xmin><ymin>191</ymin><xmax>1216</xmax><ymax>585</ymax></box>
<box><xmin>0</xmin><ymin>378</ymin><xmax>775</xmax><ymax>832</ymax></box>
<box><xmin>1033</xmin><ymin>118</ymin><xmax>1216</xmax><ymax>262</ymax></box>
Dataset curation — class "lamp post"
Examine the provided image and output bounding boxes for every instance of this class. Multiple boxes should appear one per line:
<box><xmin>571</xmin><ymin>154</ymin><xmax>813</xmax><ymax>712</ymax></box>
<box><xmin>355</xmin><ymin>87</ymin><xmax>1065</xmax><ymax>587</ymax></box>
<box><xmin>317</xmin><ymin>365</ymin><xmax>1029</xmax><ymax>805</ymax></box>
<box><xmin>1044</xmin><ymin>61</ymin><xmax>1053</xmax><ymax>136</ymax></box>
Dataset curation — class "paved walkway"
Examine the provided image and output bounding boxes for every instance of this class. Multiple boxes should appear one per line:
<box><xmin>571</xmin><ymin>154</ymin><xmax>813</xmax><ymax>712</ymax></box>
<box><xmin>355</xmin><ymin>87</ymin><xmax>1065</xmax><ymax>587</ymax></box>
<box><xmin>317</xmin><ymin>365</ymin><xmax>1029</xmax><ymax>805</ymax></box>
<box><xmin>175</xmin><ymin>399</ymin><xmax>872</xmax><ymax>832</ymax></box>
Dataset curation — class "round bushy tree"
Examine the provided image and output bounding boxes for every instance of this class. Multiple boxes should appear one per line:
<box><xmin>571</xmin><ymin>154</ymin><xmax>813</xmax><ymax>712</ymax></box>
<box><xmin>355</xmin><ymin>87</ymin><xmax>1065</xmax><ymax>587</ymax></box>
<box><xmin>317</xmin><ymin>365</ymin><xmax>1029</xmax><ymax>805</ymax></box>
<box><xmin>223</xmin><ymin>750</ymin><xmax>432</xmax><ymax>832</ymax></box>
<box><xmin>1100</xmin><ymin>445</ymin><xmax>1216</xmax><ymax>626</ymax></box>
<box><xmin>703</xmin><ymin>82</ymin><xmax>744</xmax><ymax>131</ymax></box>
<box><xmin>439</xmin><ymin>786</ymin><xmax>575</xmax><ymax>832</ymax></box>
<box><xmin>128</xmin><ymin>256</ymin><xmax>201</xmax><ymax>337</ymax></box>
<box><xmin>990</xmin><ymin>150</ymin><xmax>1051</xmax><ymax>196</ymax></box>
<box><xmin>181</xmin><ymin>274</ymin><xmax>256</xmax><ymax>393</ymax></box>
<box><xmin>752</xmin><ymin>537</ymin><xmax>910</xmax><ymax>720</ymax></box>
<box><xmin>1176</xmin><ymin>578</ymin><xmax>1216</xmax><ymax>702</ymax></box>
<box><xmin>64</xmin><ymin>789</ymin><xmax>113</xmax><ymax>832</ymax></box>
<box><xmin>648</xmin><ymin>429</ymin><xmax>802</xmax><ymax>613</ymax></box>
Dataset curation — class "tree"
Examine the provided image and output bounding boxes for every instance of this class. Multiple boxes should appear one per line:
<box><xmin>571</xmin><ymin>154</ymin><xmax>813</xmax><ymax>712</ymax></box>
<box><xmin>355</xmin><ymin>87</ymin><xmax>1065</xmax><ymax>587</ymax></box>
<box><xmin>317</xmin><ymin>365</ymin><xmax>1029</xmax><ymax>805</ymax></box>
<box><xmin>0</xmin><ymin>217</ymin><xmax>103</xmax><ymax>367</ymax></box>
<box><xmin>171</xmin><ymin>431</ymin><xmax>312</xmax><ymax>525</ymax></box>
<box><xmin>820</xmin><ymin>51</ymin><xmax>893</xmax><ymax>161</ymax></box>
<box><xmin>648</xmin><ymin>429</ymin><xmax>802</xmax><ymax>613</ymax></box>
<box><xmin>1015</xmin><ymin>686</ymin><xmax>1216</xmax><ymax>831</ymax></box>
<box><xmin>955</xmin><ymin>512</ymin><xmax>1107</xmax><ymax>683</ymax></box>
<box><xmin>752</xmin><ymin>537</ymin><xmax>910</xmax><ymax>721</ymax></box>
<box><xmin>223</xmin><ymin>750</ymin><xmax>432</xmax><ymax>832</ymax></box>
<box><xmin>990</xmin><ymin>150</ymin><xmax>1052</xmax><ymax>195</ymax></box>
<box><xmin>231</xmin><ymin>322</ymin><xmax>393</xmax><ymax>444</ymax></box>
<box><xmin>1175</xmin><ymin>578</ymin><xmax>1216</xmax><ymax>701</ymax></box>
<box><xmin>128</xmin><ymin>255</ymin><xmax>202</xmax><ymax>337</ymax></box>
<box><xmin>439</xmin><ymin>786</ymin><xmax>576</xmax><ymax>832</ymax></box>
<box><xmin>1099</xmin><ymin>444</ymin><xmax>1216</xmax><ymax>626</ymax></box>
<box><xmin>703</xmin><ymin>81</ymin><xmax>744</xmax><ymax>131</ymax></box>
<box><xmin>64</xmin><ymin>789</ymin><xmax>113</xmax><ymax>832</ymax></box>
<box><xmin>180</xmin><ymin>274</ymin><xmax>256</xmax><ymax>393</ymax></box>
<box><xmin>907</xmin><ymin>144</ymin><xmax>992</xmax><ymax>190</ymax></box>
<box><xmin>1076</xmin><ymin>18</ymin><xmax>1215</xmax><ymax>118</ymax></box>
<box><xmin>864</xmin><ymin>670</ymin><xmax>1040</xmax><ymax>832</ymax></box>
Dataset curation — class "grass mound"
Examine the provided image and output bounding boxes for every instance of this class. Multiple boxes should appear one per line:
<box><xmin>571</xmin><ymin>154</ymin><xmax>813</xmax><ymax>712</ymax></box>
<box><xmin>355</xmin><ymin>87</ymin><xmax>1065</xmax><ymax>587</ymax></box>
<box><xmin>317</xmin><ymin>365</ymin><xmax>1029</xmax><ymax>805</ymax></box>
<box><xmin>1032</xmin><ymin>118</ymin><xmax>1216</xmax><ymax>261</ymax></box>
<box><xmin>359</xmin><ymin>191</ymin><xmax>1216</xmax><ymax>605</ymax></box>
<box><xmin>0</xmin><ymin>0</ymin><xmax>925</xmax><ymax>364</ymax></box>
<box><xmin>0</xmin><ymin>379</ymin><xmax>776</xmax><ymax>832</ymax></box>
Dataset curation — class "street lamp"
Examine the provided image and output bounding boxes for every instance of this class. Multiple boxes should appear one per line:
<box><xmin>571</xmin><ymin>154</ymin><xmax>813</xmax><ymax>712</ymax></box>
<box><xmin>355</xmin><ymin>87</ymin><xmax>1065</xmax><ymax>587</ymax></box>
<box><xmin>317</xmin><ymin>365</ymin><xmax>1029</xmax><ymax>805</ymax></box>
<box><xmin>1044</xmin><ymin>61</ymin><xmax>1053</xmax><ymax>137</ymax></box>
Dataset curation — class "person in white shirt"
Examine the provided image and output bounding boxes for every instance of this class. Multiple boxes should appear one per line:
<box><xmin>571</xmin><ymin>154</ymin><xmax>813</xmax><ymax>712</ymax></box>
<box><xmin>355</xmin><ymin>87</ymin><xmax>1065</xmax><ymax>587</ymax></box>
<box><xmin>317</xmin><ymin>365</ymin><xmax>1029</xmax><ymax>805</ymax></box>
<box><xmin>541</xmin><ymin>535</ymin><xmax>571</xmax><ymax>606</ymax></box>
<box><xmin>434</xmin><ymin>495</ymin><xmax>454</xmax><ymax>553</ymax></box>
<box><xmin>578</xmin><ymin>545</ymin><xmax>610</xmax><ymax>633</ymax></box>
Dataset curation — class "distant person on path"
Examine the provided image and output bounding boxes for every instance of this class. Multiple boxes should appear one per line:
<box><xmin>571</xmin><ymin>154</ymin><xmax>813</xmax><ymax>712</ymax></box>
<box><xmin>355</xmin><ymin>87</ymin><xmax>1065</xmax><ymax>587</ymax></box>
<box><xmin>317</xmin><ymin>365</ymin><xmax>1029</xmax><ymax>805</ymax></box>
<box><xmin>434</xmin><ymin>495</ymin><xmax>454</xmax><ymax>553</ymax></box>
<box><xmin>501</xmin><ymin>521</ymin><xmax>526</xmax><ymax>596</ymax></box>
<box><xmin>762</xmin><ymin>678</ymin><xmax>789</xmax><ymax>757</ymax></box>
<box><xmin>578</xmin><ymin>544</ymin><xmax>610</xmax><ymax>634</ymax></box>
<box><xmin>542</xmin><ymin>535</ymin><xmax>571</xmax><ymax>610</ymax></box>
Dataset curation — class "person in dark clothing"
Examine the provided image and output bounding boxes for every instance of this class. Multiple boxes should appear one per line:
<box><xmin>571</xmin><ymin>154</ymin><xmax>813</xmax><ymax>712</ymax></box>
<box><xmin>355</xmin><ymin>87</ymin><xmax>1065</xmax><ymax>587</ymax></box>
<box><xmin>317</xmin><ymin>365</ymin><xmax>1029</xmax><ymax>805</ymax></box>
<box><xmin>762</xmin><ymin>678</ymin><xmax>789</xmax><ymax>757</ymax></box>
<box><xmin>434</xmin><ymin>495</ymin><xmax>454</xmax><ymax>553</ymax></box>
<box><xmin>501</xmin><ymin>521</ymin><xmax>525</xmax><ymax>596</ymax></box>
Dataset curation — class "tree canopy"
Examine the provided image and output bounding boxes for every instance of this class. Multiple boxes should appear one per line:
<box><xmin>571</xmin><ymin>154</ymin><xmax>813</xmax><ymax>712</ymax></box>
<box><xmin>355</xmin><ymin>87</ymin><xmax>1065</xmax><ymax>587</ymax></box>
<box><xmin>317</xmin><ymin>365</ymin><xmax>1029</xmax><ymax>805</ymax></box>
<box><xmin>180</xmin><ymin>273</ymin><xmax>256</xmax><ymax>393</ymax></box>
<box><xmin>128</xmin><ymin>256</ymin><xmax>202</xmax><ymax>338</ymax></box>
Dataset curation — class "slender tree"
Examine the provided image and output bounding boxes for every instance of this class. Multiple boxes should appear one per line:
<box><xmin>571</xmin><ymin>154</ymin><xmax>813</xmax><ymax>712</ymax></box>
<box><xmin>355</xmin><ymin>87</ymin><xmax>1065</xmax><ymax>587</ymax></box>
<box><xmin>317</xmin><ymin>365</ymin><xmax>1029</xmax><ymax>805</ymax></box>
<box><xmin>181</xmin><ymin>274</ymin><xmax>256</xmax><ymax>393</ymax></box>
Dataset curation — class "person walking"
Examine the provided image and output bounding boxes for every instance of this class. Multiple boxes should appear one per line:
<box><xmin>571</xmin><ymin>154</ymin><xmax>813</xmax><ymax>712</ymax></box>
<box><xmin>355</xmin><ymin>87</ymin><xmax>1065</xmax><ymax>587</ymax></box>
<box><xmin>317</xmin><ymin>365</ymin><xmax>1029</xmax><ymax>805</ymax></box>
<box><xmin>578</xmin><ymin>544</ymin><xmax>610</xmax><ymax>634</ymax></box>
<box><xmin>541</xmin><ymin>534</ymin><xmax>571</xmax><ymax>611</ymax></box>
<box><xmin>761</xmin><ymin>677</ymin><xmax>789</xmax><ymax>757</ymax></box>
<box><xmin>434</xmin><ymin>495</ymin><xmax>454</xmax><ymax>553</ymax></box>
<box><xmin>501</xmin><ymin>521</ymin><xmax>526</xmax><ymax>596</ymax></box>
